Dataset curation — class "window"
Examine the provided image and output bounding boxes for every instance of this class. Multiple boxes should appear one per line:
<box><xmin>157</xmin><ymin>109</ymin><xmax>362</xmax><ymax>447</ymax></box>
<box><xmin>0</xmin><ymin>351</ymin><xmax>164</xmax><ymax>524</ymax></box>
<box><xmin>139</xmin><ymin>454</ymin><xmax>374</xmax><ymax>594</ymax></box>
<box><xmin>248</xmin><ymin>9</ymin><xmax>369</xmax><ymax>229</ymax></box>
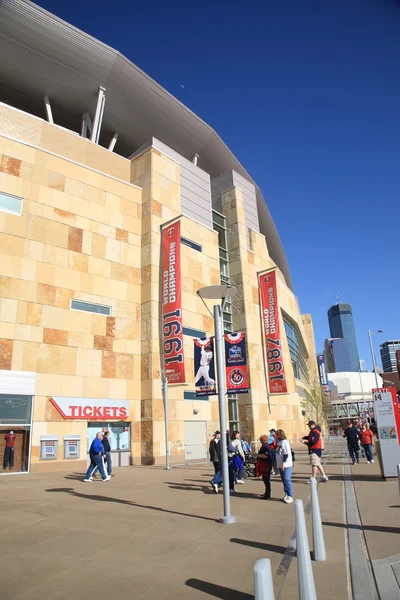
<box><xmin>284</xmin><ymin>319</ymin><xmax>309</xmax><ymax>382</ymax></box>
<box><xmin>228</xmin><ymin>395</ymin><xmax>239</xmax><ymax>432</ymax></box>
<box><xmin>184</xmin><ymin>391</ymin><xmax>209</xmax><ymax>401</ymax></box>
<box><xmin>70</xmin><ymin>299</ymin><xmax>111</xmax><ymax>316</ymax></box>
<box><xmin>183</xmin><ymin>327</ymin><xmax>205</xmax><ymax>338</ymax></box>
<box><xmin>0</xmin><ymin>192</ymin><xmax>23</xmax><ymax>216</ymax></box>
<box><xmin>181</xmin><ymin>236</ymin><xmax>202</xmax><ymax>252</ymax></box>
<box><xmin>212</xmin><ymin>211</ymin><xmax>232</xmax><ymax>333</ymax></box>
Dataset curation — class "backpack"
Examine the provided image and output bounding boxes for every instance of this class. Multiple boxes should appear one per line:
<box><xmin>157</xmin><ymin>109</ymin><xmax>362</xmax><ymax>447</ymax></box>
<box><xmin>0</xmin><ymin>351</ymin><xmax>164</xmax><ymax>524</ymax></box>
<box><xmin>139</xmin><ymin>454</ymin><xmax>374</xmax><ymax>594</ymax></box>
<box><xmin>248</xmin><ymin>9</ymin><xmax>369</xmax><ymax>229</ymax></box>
<box><xmin>291</xmin><ymin>449</ymin><xmax>295</xmax><ymax>464</ymax></box>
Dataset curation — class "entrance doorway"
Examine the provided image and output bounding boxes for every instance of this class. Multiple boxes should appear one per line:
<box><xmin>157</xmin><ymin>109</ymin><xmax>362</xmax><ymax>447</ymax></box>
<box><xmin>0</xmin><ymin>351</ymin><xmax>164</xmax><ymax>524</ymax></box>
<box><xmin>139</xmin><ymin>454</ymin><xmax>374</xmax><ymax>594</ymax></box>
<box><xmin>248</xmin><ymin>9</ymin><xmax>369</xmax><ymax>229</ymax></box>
<box><xmin>87</xmin><ymin>422</ymin><xmax>131</xmax><ymax>467</ymax></box>
<box><xmin>0</xmin><ymin>394</ymin><xmax>33</xmax><ymax>474</ymax></box>
<box><xmin>184</xmin><ymin>420</ymin><xmax>207</xmax><ymax>462</ymax></box>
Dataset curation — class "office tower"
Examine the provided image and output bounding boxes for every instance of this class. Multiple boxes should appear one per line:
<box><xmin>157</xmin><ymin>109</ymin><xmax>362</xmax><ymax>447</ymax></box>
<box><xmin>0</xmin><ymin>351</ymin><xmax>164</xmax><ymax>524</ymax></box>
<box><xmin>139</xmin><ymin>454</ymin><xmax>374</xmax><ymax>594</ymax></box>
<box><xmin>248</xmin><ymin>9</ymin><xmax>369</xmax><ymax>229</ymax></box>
<box><xmin>324</xmin><ymin>338</ymin><xmax>352</xmax><ymax>373</ymax></box>
<box><xmin>380</xmin><ymin>341</ymin><xmax>400</xmax><ymax>373</ymax></box>
<box><xmin>327</xmin><ymin>303</ymin><xmax>359</xmax><ymax>372</ymax></box>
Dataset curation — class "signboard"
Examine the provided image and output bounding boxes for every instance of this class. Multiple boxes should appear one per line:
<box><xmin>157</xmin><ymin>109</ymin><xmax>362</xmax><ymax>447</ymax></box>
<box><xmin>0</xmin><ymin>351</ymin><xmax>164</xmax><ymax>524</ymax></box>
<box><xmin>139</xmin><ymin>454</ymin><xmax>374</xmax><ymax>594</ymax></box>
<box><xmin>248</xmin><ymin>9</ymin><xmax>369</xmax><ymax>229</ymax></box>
<box><xmin>259</xmin><ymin>269</ymin><xmax>287</xmax><ymax>394</ymax></box>
<box><xmin>194</xmin><ymin>337</ymin><xmax>216</xmax><ymax>396</ymax></box>
<box><xmin>316</xmin><ymin>353</ymin><xmax>329</xmax><ymax>392</ymax></box>
<box><xmin>161</xmin><ymin>220</ymin><xmax>185</xmax><ymax>384</ymax></box>
<box><xmin>50</xmin><ymin>397</ymin><xmax>129</xmax><ymax>420</ymax></box>
<box><xmin>224</xmin><ymin>332</ymin><xmax>249</xmax><ymax>394</ymax></box>
<box><xmin>372</xmin><ymin>387</ymin><xmax>400</xmax><ymax>477</ymax></box>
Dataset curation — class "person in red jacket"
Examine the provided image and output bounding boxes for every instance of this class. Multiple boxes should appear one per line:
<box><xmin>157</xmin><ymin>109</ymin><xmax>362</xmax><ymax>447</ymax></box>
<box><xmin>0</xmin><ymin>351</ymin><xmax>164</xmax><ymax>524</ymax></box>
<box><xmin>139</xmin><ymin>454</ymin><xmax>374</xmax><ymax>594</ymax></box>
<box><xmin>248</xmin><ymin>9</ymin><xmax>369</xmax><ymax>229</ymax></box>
<box><xmin>360</xmin><ymin>423</ymin><xmax>374</xmax><ymax>463</ymax></box>
<box><xmin>302</xmin><ymin>421</ymin><xmax>329</xmax><ymax>482</ymax></box>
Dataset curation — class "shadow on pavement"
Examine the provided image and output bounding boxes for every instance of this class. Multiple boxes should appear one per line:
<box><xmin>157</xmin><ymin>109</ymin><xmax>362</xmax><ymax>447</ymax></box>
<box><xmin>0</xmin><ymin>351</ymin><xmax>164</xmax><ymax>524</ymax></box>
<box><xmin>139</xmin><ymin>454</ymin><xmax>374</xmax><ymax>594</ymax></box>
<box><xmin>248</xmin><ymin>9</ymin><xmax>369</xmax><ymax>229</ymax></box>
<box><xmin>185</xmin><ymin>578</ymin><xmax>252</xmax><ymax>599</ymax></box>
<box><xmin>230</xmin><ymin>537</ymin><xmax>287</xmax><ymax>554</ymax></box>
<box><xmin>323</xmin><ymin>521</ymin><xmax>400</xmax><ymax>535</ymax></box>
<box><xmin>46</xmin><ymin>487</ymin><xmax>218</xmax><ymax>522</ymax></box>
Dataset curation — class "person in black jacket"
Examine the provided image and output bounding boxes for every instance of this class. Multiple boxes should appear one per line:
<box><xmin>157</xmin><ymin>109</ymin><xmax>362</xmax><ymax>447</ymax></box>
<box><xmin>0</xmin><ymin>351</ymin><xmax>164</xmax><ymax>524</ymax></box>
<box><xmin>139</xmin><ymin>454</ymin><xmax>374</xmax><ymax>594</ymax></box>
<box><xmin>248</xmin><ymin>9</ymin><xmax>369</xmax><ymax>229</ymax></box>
<box><xmin>209</xmin><ymin>431</ymin><xmax>222</xmax><ymax>493</ymax></box>
<box><xmin>102</xmin><ymin>430</ymin><xmax>112</xmax><ymax>477</ymax></box>
<box><xmin>343</xmin><ymin>422</ymin><xmax>360</xmax><ymax>465</ymax></box>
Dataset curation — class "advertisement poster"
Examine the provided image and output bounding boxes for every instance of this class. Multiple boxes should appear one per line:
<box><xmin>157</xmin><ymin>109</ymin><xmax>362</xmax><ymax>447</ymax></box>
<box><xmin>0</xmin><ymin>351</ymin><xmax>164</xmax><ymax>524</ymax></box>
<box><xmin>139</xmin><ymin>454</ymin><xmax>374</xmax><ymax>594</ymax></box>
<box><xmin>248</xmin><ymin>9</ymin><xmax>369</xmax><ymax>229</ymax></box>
<box><xmin>224</xmin><ymin>332</ymin><xmax>249</xmax><ymax>394</ymax></box>
<box><xmin>161</xmin><ymin>220</ymin><xmax>185</xmax><ymax>384</ymax></box>
<box><xmin>259</xmin><ymin>269</ymin><xmax>288</xmax><ymax>394</ymax></box>
<box><xmin>316</xmin><ymin>353</ymin><xmax>329</xmax><ymax>393</ymax></box>
<box><xmin>194</xmin><ymin>337</ymin><xmax>216</xmax><ymax>397</ymax></box>
<box><xmin>372</xmin><ymin>387</ymin><xmax>400</xmax><ymax>477</ymax></box>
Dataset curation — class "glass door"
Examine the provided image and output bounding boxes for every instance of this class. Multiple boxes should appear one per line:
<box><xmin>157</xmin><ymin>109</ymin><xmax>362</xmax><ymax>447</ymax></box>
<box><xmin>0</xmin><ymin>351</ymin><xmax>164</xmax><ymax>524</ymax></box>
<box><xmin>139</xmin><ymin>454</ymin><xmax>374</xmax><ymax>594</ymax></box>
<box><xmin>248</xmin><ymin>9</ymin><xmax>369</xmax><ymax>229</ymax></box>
<box><xmin>0</xmin><ymin>394</ymin><xmax>33</xmax><ymax>474</ymax></box>
<box><xmin>87</xmin><ymin>422</ymin><xmax>131</xmax><ymax>467</ymax></box>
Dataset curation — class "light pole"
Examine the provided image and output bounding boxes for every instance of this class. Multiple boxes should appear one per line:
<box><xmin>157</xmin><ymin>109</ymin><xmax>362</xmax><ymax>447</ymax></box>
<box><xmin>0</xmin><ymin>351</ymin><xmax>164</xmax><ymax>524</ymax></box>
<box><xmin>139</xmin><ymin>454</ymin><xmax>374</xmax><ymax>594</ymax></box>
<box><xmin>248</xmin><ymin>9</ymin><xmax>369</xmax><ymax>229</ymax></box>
<box><xmin>197</xmin><ymin>284</ymin><xmax>237</xmax><ymax>524</ymax></box>
<box><xmin>368</xmin><ymin>329</ymin><xmax>384</xmax><ymax>389</ymax></box>
<box><xmin>158</xmin><ymin>368</ymin><xmax>174</xmax><ymax>470</ymax></box>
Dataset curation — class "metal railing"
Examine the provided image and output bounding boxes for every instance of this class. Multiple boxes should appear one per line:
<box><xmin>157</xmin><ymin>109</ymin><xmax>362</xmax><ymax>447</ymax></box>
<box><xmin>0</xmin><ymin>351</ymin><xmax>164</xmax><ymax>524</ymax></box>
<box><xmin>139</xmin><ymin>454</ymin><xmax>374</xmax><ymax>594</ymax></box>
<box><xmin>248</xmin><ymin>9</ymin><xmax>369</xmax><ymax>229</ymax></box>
<box><xmin>169</xmin><ymin>443</ymin><xmax>210</xmax><ymax>467</ymax></box>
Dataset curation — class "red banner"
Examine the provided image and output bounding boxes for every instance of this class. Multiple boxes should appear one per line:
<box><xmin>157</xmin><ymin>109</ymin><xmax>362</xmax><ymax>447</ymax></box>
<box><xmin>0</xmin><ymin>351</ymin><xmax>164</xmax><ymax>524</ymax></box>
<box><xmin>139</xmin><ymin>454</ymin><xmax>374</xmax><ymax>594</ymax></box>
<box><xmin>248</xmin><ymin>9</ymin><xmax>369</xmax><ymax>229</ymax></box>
<box><xmin>259</xmin><ymin>270</ymin><xmax>287</xmax><ymax>394</ymax></box>
<box><xmin>224</xmin><ymin>332</ymin><xmax>249</xmax><ymax>394</ymax></box>
<box><xmin>161</xmin><ymin>220</ymin><xmax>185</xmax><ymax>384</ymax></box>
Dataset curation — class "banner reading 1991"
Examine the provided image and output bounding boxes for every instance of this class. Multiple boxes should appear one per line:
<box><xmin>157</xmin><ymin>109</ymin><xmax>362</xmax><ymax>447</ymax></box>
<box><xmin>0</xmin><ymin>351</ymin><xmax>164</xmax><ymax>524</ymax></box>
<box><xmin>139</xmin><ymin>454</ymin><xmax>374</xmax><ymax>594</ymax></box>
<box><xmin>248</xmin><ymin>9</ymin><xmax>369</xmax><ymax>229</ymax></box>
<box><xmin>224</xmin><ymin>332</ymin><xmax>249</xmax><ymax>394</ymax></box>
<box><xmin>161</xmin><ymin>220</ymin><xmax>185</xmax><ymax>384</ymax></box>
<box><xmin>259</xmin><ymin>269</ymin><xmax>287</xmax><ymax>394</ymax></box>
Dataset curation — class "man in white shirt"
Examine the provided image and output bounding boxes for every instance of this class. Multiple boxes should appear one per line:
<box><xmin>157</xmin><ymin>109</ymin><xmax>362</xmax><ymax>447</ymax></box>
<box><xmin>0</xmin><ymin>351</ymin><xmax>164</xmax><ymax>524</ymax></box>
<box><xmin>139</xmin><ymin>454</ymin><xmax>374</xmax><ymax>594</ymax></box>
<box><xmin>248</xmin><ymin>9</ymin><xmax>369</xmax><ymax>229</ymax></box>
<box><xmin>195</xmin><ymin>345</ymin><xmax>215</xmax><ymax>386</ymax></box>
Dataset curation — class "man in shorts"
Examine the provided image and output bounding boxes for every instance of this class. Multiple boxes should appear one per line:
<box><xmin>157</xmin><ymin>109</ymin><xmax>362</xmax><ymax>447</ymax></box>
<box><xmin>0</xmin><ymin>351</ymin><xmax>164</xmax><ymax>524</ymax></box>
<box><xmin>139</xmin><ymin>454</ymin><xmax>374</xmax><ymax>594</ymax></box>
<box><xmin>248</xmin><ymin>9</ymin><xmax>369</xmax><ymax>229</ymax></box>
<box><xmin>302</xmin><ymin>420</ymin><xmax>328</xmax><ymax>482</ymax></box>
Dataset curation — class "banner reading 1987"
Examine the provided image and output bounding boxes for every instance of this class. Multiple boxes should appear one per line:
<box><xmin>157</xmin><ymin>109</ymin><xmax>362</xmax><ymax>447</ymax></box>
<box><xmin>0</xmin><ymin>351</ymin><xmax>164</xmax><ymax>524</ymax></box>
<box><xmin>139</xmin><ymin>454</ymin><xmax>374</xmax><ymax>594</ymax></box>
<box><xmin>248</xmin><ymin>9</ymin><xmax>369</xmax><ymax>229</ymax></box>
<box><xmin>259</xmin><ymin>269</ymin><xmax>287</xmax><ymax>394</ymax></box>
<box><xmin>161</xmin><ymin>220</ymin><xmax>185</xmax><ymax>384</ymax></box>
<box><xmin>224</xmin><ymin>332</ymin><xmax>249</xmax><ymax>394</ymax></box>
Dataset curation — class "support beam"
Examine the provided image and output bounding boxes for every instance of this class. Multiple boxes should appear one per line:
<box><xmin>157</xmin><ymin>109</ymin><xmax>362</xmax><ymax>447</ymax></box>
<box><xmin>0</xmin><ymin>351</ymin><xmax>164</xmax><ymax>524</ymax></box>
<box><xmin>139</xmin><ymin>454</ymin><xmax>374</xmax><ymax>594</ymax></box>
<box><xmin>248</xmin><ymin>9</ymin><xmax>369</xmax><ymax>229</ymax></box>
<box><xmin>91</xmin><ymin>86</ymin><xmax>106</xmax><ymax>144</ymax></box>
<box><xmin>108</xmin><ymin>133</ymin><xmax>119</xmax><ymax>152</ymax></box>
<box><xmin>192</xmin><ymin>153</ymin><xmax>199</xmax><ymax>166</ymax></box>
<box><xmin>43</xmin><ymin>96</ymin><xmax>53</xmax><ymax>124</ymax></box>
<box><xmin>81</xmin><ymin>112</ymin><xmax>93</xmax><ymax>138</ymax></box>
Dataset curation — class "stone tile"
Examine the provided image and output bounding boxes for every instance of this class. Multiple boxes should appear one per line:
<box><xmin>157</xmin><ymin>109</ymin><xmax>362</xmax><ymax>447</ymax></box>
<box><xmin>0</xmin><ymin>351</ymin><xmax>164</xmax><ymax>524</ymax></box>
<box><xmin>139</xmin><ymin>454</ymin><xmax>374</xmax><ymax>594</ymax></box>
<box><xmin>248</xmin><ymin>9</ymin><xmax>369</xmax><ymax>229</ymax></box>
<box><xmin>69</xmin><ymin>251</ymin><xmax>89</xmax><ymax>273</ymax></box>
<box><xmin>106</xmin><ymin>316</ymin><xmax>116</xmax><ymax>337</ymax></box>
<box><xmin>43</xmin><ymin>328</ymin><xmax>68</xmax><ymax>346</ymax></box>
<box><xmin>54</xmin><ymin>287</ymin><xmax>74</xmax><ymax>309</ymax></box>
<box><xmin>47</xmin><ymin>171</ymin><xmax>65</xmax><ymax>191</ymax></box>
<box><xmin>0</xmin><ymin>154</ymin><xmax>21</xmax><ymax>176</ymax></box>
<box><xmin>91</xmin><ymin>233</ymin><xmax>106</xmax><ymax>258</ymax></box>
<box><xmin>94</xmin><ymin>335</ymin><xmax>113</xmax><ymax>351</ymax></box>
<box><xmin>59</xmin><ymin>346</ymin><xmax>77</xmax><ymax>376</ymax></box>
<box><xmin>111</xmin><ymin>263</ymin><xmax>140</xmax><ymax>284</ymax></box>
<box><xmin>116</xmin><ymin>228</ymin><xmax>129</xmax><ymax>242</ymax></box>
<box><xmin>115</xmin><ymin>352</ymin><xmax>134</xmax><ymax>379</ymax></box>
<box><xmin>68</xmin><ymin>226</ymin><xmax>83</xmax><ymax>253</ymax></box>
<box><xmin>22</xmin><ymin>341</ymin><xmax>39</xmax><ymax>371</ymax></box>
<box><xmin>91</xmin><ymin>314</ymin><xmax>107</xmax><ymax>336</ymax></box>
<box><xmin>37</xmin><ymin>343</ymin><xmax>61</xmax><ymax>374</ymax></box>
<box><xmin>0</xmin><ymin>338</ymin><xmax>13</xmax><ymax>369</ymax></box>
<box><xmin>102</xmin><ymin>351</ymin><xmax>116</xmax><ymax>378</ymax></box>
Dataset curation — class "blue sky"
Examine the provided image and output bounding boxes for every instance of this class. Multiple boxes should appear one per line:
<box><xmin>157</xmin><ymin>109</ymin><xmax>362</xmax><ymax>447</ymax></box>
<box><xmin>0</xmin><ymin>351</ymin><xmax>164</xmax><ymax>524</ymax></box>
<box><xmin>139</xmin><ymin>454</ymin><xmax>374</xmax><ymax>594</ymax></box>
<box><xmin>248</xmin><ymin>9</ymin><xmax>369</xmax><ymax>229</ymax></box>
<box><xmin>36</xmin><ymin>0</ymin><xmax>400</xmax><ymax>369</ymax></box>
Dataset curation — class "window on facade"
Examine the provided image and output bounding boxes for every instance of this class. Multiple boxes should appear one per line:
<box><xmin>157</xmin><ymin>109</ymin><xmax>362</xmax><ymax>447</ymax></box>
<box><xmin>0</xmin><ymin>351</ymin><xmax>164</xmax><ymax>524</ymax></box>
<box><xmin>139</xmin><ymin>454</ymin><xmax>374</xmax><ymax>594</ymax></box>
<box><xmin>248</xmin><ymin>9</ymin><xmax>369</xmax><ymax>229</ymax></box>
<box><xmin>0</xmin><ymin>192</ymin><xmax>23</xmax><ymax>216</ymax></box>
<box><xmin>183</xmin><ymin>327</ymin><xmax>205</xmax><ymax>338</ymax></box>
<box><xmin>70</xmin><ymin>299</ymin><xmax>111</xmax><ymax>316</ymax></box>
<box><xmin>181</xmin><ymin>236</ymin><xmax>202</xmax><ymax>252</ymax></box>
<box><xmin>228</xmin><ymin>395</ymin><xmax>239</xmax><ymax>433</ymax></box>
<box><xmin>184</xmin><ymin>391</ymin><xmax>209</xmax><ymax>401</ymax></box>
<box><xmin>212</xmin><ymin>211</ymin><xmax>233</xmax><ymax>333</ymax></box>
<box><xmin>284</xmin><ymin>319</ymin><xmax>309</xmax><ymax>382</ymax></box>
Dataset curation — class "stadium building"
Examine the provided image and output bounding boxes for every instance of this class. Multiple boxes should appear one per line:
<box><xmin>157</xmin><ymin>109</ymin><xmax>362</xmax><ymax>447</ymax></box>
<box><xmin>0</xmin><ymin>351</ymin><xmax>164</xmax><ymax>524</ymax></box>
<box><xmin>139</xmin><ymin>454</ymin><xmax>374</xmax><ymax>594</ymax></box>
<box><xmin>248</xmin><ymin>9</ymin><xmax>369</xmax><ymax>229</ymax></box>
<box><xmin>0</xmin><ymin>0</ymin><xmax>318</xmax><ymax>473</ymax></box>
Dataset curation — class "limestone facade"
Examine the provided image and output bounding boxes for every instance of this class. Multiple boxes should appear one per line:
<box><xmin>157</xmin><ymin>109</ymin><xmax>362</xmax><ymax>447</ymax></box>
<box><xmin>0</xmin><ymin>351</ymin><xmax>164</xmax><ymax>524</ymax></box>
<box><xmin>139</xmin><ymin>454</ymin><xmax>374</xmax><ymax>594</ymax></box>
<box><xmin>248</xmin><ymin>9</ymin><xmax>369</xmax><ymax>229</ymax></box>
<box><xmin>0</xmin><ymin>103</ymin><xmax>317</xmax><ymax>472</ymax></box>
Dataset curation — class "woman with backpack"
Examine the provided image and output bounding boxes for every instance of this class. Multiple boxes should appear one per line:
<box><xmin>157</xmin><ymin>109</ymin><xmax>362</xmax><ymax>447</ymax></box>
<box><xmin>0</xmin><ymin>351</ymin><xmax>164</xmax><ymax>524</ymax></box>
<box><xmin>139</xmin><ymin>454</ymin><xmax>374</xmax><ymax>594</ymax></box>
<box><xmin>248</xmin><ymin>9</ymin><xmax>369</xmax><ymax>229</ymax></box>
<box><xmin>231</xmin><ymin>430</ymin><xmax>246</xmax><ymax>484</ymax></box>
<box><xmin>255</xmin><ymin>434</ymin><xmax>272</xmax><ymax>499</ymax></box>
<box><xmin>275</xmin><ymin>429</ymin><xmax>294</xmax><ymax>504</ymax></box>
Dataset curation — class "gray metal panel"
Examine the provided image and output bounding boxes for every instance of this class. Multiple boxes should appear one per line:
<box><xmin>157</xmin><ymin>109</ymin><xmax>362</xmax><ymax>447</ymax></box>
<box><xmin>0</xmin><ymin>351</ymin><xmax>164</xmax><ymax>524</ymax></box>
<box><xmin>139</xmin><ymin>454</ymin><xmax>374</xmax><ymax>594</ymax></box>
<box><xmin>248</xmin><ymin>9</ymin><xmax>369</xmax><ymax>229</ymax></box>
<box><xmin>0</xmin><ymin>0</ymin><xmax>292</xmax><ymax>289</ymax></box>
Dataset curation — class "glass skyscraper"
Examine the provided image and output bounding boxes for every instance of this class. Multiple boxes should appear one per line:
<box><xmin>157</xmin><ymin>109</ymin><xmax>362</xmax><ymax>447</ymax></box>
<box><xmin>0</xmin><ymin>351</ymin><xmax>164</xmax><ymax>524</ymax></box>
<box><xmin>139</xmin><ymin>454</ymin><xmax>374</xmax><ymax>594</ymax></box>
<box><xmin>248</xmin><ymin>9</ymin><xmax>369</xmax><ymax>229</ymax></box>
<box><xmin>327</xmin><ymin>303</ymin><xmax>360</xmax><ymax>372</ymax></box>
<box><xmin>380</xmin><ymin>340</ymin><xmax>400</xmax><ymax>373</ymax></box>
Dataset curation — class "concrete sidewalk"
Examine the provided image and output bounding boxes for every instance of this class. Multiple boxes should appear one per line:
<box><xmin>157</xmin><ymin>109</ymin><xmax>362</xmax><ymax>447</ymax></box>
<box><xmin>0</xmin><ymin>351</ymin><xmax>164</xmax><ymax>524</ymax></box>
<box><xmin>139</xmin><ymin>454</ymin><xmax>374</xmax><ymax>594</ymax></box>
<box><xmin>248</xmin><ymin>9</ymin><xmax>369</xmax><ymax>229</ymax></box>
<box><xmin>0</xmin><ymin>457</ymin><xmax>380</xmax><ymax>600</ymax></box>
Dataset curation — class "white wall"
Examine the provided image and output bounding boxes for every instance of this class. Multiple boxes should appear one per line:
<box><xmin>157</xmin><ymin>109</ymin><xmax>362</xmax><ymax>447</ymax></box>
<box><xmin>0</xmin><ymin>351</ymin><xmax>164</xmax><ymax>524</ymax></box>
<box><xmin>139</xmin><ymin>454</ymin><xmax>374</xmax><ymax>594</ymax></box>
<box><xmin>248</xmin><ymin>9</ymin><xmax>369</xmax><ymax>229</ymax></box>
<box><xmin>328</xmin><ymin>372</ymin><xmax>378</xmax><ymax>402</ymax></box>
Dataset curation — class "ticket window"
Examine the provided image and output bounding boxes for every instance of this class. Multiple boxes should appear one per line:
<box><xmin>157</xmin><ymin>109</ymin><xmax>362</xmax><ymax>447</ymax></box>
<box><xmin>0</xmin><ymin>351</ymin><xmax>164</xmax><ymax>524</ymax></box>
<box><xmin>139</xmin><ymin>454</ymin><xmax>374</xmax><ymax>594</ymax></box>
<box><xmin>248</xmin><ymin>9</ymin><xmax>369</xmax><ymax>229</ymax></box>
<box><xmin>63</xmin><ymin>435</ymin><xmax>81</xmax><ymax>459</ymax></box>
<box><xmin>40</xmin><ymin>436</ymin><xmax>58</xmax><ymax>460</ymax></box>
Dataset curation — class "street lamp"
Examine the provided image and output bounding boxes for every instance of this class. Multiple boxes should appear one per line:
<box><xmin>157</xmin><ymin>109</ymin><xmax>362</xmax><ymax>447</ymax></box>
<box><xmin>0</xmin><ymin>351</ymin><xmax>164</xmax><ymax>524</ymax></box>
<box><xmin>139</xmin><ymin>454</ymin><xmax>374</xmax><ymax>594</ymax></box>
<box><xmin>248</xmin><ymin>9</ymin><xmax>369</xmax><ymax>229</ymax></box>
<box><xmin>197</xmin><ymin>284</ymin><xmax>237</xmax><ymax>525</ymax></box>
<box><xmin>368</xmin><ymin>329</ymin><xmax>384</xmax><ymax>389</ymax></box>
<box><xmin>158</xmin><ymin>368</ymin><xmax>174</xmax><ymax>470</ymax></box>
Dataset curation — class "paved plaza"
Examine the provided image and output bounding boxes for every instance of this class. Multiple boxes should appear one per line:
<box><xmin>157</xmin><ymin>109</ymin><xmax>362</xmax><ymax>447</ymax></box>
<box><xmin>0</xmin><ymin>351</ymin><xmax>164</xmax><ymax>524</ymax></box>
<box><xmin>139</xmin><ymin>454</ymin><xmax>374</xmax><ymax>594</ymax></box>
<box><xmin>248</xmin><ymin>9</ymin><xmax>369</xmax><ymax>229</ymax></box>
<box><xmin>0</xmin><ymin>457</ymin><xmax>398</xmax><ymax>599</ymax></box>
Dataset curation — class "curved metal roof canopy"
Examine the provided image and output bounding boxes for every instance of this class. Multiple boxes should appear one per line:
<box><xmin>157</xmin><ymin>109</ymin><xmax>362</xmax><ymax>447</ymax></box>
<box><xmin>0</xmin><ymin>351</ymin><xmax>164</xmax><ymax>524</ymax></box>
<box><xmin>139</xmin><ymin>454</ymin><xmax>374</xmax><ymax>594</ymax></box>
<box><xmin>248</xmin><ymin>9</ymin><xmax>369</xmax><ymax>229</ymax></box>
<box><xmin>0</xmin><ymin>0</ymin><xmax>292</xmax><ymax>289</ymax></box>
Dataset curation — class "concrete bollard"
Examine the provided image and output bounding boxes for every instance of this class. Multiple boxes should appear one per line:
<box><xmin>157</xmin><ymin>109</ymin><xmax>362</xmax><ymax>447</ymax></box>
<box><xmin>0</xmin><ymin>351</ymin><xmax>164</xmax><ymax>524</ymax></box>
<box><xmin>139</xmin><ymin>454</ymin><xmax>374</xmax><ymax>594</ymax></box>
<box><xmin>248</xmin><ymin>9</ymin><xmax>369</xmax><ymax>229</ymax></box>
<box><xmin>254</xmin><ymin>558</ymin><xmax>275</xmax><ymax>600</ymax></box>
<box><xmin>310</xmin><ymin>477</ymin><xmax>326</xmax><ymax>562</ymax></box>
<box><xmin>295</xmin><ymin>499</ymin><xmax>317</xmax><ymax>600</ymax></box>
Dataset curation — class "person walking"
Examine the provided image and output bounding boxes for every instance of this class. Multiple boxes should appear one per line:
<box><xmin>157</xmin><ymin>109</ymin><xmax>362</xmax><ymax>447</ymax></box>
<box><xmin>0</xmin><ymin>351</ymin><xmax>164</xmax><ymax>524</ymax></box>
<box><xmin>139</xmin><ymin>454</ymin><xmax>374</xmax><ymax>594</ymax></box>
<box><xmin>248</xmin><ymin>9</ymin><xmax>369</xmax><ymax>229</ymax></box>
<box><xmin>255</xmin><ymin>434</ymin><xmax>272</xmax><ymax>499</ymax></box>
<box><xmin>231</xmin><ymin>430</ymin><xmax>246</xmax><ymax>484</ymax></box>
<box><xmin>301</xmin><ymin>420</ymin><xmax>329</xmax><ymax>482</ymax></box>
<box><xmin>84</xmin><ymin>432</ymin><xmax>110</xmax><ymax>482</ymax></box>
<box><xmin>267</xmin><ymin>428</ymin><xmax>278</xmax><ymax>475</ymax></box>
<box><xmin>360</xmin><ymin>423</ymin><xmax>374</xmax><ymax>463</ymax></box>
<box><xmin>209</xmin><ymin>431</ymin><xmax>222</xmax><ymax>493</ymax></box>
<box><xmin>227</xmin><ymin>432</ymin><xmax>237</xmax><ymax>494</ymax></box>
<box><xmin>102</xmin><ymin>430</ymin><xmax>112</xmax><ymax>476</ymax></box>
<box><xmin>343</xmin><ymin>422</ymin><xmax>360</xmax><ymax>465</ymax></box>
<box><xmin>275</xmin><ymin>429</ymin><xmax>294</xmax><ymax>504</ymax></box>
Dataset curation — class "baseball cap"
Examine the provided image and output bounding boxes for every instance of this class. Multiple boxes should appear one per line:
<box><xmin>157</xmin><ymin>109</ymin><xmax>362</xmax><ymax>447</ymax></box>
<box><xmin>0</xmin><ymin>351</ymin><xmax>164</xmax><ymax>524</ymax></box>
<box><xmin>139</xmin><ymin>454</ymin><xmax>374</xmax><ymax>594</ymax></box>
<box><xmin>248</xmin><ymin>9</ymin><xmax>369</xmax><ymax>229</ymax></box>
<box><xmin>307</xmin><ymin>420</ymin><xmax>316</xmax><ymax>426</ymax></box>
<box><xmin>269</xmin><ymin>428</ymin><xmax>276</xmax><ymax>433</ymax></box>
<box><xmin>10</xmin><ymin>430</ymin><xmax>14</xmax><ymax>435</ymax></box>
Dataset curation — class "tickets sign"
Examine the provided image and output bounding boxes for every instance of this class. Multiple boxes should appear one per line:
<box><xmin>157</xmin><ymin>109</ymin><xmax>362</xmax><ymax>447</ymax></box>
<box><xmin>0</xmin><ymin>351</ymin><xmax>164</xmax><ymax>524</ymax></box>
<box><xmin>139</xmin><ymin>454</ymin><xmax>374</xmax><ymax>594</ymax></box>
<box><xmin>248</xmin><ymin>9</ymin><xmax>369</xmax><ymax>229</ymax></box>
<box><xmin>259</xmin><ymin>269</ymin><xmax>287</xmax><ymax>394</ymax></box>
<box><xmin>161</xmin><ymin>220</ymin><xmax>185</xmax><ymax>384</ymax></box>
<box><xmin>225</xmin><ymin>332</ymin><xmax>249</xmax><ymax>394</ymax></box>
<box><xmin>49</xmin><ymin>397</ymin><xmax>129</xmax><ymax>420</ymax></box>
